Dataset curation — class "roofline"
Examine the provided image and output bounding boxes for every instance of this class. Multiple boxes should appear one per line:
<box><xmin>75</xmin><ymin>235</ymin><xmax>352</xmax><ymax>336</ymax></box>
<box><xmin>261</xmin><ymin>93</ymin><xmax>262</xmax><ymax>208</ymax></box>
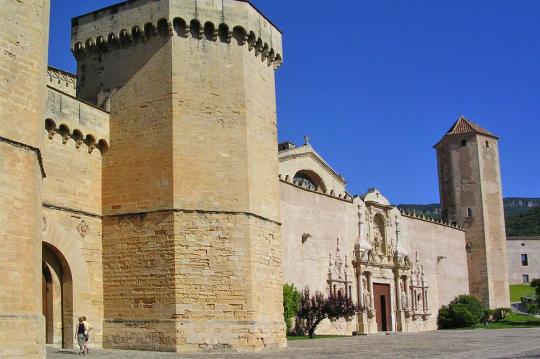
<box><xmin>47</xmin><ymin>85</ymin><xmax>110</xmax><ymax>115</ymax></box>
<box><xmin>48</xmin><ymin>65</ymin><xmax>76</xmax><ymax>78</ymax></box>
<box><xmin>279</xmin><ymin>146</ymin><xmax>347</xmax><ymax>185</ymax></box>
<box><xmin>71</xmin><ymin>0</ymin><xmax>282</xmax><ymax>34</ymax></box>
<box><xmin>433</xmin><ymin>132</ymin><xmax>500</xmax><ymax>149</ymax></box>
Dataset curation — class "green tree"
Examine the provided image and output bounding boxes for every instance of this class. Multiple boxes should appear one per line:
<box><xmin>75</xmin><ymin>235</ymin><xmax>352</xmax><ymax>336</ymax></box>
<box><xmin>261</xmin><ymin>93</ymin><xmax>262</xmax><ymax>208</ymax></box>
<box><xmin>283</xmin><ymin>284</ymin><xmax>301</xmax><ymax>335</ymax></box>
<box><xmin>531</xmin><ymin>278</ymin><xmax>540</xmax><ymax>306</ymax></box>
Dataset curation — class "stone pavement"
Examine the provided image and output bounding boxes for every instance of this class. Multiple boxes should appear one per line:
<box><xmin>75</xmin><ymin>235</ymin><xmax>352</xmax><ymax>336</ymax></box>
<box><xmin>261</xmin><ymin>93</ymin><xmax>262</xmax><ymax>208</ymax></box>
<box><xmin>47</xmin><ymin>328</ymin><xmax>540</xmax><ymax>359</ymax></box>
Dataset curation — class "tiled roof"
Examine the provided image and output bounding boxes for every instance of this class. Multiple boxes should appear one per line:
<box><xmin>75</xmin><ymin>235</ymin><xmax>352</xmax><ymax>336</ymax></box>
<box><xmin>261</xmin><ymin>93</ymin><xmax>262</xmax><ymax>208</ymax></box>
<box><xmin>445</xmin><ymin>115</ymin><xmax>498</xmax><ymax>138</ymax></box>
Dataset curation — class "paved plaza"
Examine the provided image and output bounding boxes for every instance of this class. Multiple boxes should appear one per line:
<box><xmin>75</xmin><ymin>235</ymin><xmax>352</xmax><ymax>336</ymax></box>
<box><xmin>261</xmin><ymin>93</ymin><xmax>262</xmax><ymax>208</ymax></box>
<box><xmin>47</xmin><ymin>328</ymin><xmax>540</xmax><ymax>359</ymax></box>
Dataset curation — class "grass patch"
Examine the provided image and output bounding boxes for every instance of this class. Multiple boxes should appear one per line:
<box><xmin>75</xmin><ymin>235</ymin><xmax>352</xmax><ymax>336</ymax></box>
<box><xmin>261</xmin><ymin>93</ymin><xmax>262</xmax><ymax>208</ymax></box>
<box><xmin>474</xmin><ymin>312</ymin><xmax>540</xmax><ymax>329</ymax></box>
<box><xmin>510</xmin><ymin>284</ymin><xmax>536</xmax><ymax>302</ymax></box>
<box><xmin>287</xmin><ymin>335</ymin><xmax>351</xmax><ymax>341</ymax></box>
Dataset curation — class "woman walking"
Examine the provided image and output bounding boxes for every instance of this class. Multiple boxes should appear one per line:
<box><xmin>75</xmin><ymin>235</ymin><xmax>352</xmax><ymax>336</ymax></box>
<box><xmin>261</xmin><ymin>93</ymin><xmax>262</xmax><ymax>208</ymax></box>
<box><xmin>82</xmin><ymin>316</ymin><xmax>93</xmax><ymax>353</ymax></box>
<box><xmin>74</xmin><ymin>316</ymin><xmax>90</xmax><ymax>355</ymax></box>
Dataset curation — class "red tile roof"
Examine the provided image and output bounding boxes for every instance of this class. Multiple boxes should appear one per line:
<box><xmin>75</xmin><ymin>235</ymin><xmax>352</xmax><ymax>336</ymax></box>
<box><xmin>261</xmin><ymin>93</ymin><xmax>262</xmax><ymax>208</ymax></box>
<box><xmin>446</xmin><ymin>115</ymin><xmax>498</xmax><ymax>138</ymax></box>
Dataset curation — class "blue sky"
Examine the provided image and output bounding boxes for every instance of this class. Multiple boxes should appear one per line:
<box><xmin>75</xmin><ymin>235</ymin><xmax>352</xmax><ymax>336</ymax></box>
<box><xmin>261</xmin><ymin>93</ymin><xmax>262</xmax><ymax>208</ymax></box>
<box><xmin>48</xmin><ymin>0</ymin><xmax>540</xmax><ymax>204</ymax></box>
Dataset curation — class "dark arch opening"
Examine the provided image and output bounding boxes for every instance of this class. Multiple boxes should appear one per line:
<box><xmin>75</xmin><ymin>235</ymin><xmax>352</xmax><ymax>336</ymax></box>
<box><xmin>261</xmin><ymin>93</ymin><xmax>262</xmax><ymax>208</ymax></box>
<box><xmin>218</xmin><ymin>23</ymin><xmax>230</xmax><ymax>43</ymax></box>
<box><xmin>157</xmin><ymin>18</ymin><xmax>170</xmax><ymax>36</ymax></box>
<box><xmin>42</xmin><ymin>242</ymin><xmax>74</xmax><ymax>349</ymax></box>
<box><xmin>232</xmin><ymin>26</ymin><xmax>247</xmax><ymax>45</ymax></box>
<box><xmin>204</xmin><ymin>22</ymin><xmax>216</xmax><ymax>41</ymax></box>
<box><xmin>190</xmin><ymin>19</ymin><xmax>202</xmax><ymax>39</ymax></box>
<box><xmin>97</xmin><ymin>139</ymin><xmax>109</xmax><ymax>154</ymax></box>
<box><xmin>293</xmin><ymin>170</ymin><xmax>327</xmax><ymax>193</ymax></box>
<box><xmin>173</xmin><ymin>18</ymin><xmax>188</xmax><ymax>37</ymax></box>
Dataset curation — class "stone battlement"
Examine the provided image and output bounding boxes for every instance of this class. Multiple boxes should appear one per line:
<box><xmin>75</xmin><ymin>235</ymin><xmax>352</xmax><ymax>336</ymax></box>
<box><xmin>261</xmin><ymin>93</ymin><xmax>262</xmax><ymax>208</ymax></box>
<box><xmin>279</xmin><ymin>175</ymin><xmax>353</xmax><ymax>202</ymax></box>
<box><xmin>399</xmin><ymin>209</ymin><xmax>465</xmax><ymax>231</ymax></box>
<box><xmin>71</xmin><ymin>0</ymin><xmax>283</xmax><ymax>68</ymax></box>
<box><xmin>47</xmin><ymin>66</ymin><xmax>77</xmax><ymax>96</ymax></box>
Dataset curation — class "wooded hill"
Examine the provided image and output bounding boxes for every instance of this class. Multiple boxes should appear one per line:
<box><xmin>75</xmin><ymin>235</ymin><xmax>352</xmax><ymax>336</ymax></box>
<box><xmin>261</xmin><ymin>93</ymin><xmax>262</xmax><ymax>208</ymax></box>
<box><xmin>398</xmin><ymin>198</ymin><xmax>540</xmax><ymax>237</ymax></box>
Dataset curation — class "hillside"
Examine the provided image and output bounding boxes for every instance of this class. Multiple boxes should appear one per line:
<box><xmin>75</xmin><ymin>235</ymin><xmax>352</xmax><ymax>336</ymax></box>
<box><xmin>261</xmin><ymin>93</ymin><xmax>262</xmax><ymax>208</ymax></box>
<box><xmin>506</xmin><ymin>207</ymin><xmax>540</xmax><ymax>237</ymax></box>
<box><xmin>398</xmin><ymin>198</ymin><xmax>540</xmax><ymax>236</ymax></box>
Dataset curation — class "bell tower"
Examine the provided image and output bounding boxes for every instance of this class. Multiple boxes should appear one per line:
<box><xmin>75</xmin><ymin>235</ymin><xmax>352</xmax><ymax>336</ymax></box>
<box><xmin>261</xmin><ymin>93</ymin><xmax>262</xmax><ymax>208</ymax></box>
<box><xmin>72</xmin><ymin>0</ymin><xmax>285</xmax><ymax>352</ymax></box>
<box><xmin>435</xmin><ymin>116</ymin><xmax>510</xmax><ymax>308</ymax></box>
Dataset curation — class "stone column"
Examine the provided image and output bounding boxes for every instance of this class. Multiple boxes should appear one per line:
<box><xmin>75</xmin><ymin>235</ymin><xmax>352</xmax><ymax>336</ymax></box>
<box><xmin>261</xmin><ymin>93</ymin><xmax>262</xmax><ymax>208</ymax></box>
<box><xmin>357</xmin><ymin>270</ymin><xmax>364</xmax><ymax>309</ymax></box>
<box><xmin>368</xmin><ymin>272</ymin><xmax>375</xmax><ymax>309</ymax></box>
<box><xmin>394</xmin><ymin>271</ymin><xmax>401</xmax><ymax>311</ymax></box>
<box><xmin>356</xmin><ymin>271</ymin><xmax>371</xmax><ymax>335</ymax></box>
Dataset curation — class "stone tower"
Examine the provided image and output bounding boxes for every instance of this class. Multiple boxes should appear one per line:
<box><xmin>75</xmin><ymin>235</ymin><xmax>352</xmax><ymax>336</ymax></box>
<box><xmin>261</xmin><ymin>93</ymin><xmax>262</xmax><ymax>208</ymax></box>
<box><xmin>72</xmin><ymin>0</ymin><xmax>285</xmax><ymax>352</ymax></box>
<box><xmin>435</xmin><ymin>116</ymin><xmax>510</xmax><ymax>308</ymax></box>
<box><xmin>0</xmin><ymin>0</ymin><xmax>50</xmax><ymax>357</ymax></box>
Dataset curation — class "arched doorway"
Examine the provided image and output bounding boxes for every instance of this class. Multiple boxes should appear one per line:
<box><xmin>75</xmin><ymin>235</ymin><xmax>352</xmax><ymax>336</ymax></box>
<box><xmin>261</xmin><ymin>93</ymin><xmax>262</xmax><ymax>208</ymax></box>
<box><xmin>42</xmin><ymin>242</ymin><xmax>74</xmax><ymax>349</ymax></box>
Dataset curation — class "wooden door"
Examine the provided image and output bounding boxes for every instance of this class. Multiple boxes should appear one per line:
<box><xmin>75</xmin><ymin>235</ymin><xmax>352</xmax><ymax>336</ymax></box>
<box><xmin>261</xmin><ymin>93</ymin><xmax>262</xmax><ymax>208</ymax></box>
<box><xmin>373</xmin><ymin>283</ymin><xmax>392</xmax><ymax>332</ymax></box>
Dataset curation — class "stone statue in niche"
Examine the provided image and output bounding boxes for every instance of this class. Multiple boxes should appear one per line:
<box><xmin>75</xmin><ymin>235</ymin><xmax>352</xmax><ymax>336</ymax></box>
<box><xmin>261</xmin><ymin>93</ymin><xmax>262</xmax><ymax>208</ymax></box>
<box><xmin>400</xmin><ymin>280</ymin><xmax>409</xmax><ymax>310</ymax></box>
<box><xmin>372</xmin><ymin>214</ymin><xmax>386</xmax><ymax>255</ymax></box>
<box><xmin>387</xmin><ymin>239</ymin><xmax>395</xmax><ymax>256</ymax></box>
<box><xmin>374</xmin><ymin>236</ymin><xmax>381</xmax><ymax>254</ymax></box>
<box><xmin>362</xmin><ymin>278</ymin><xmax>371</xmax><ymax>309</ymax></box>
<box><xmin>77</xmin><ymin>219</ymin><xmax>89</xmax><ymax>239</ymax></box>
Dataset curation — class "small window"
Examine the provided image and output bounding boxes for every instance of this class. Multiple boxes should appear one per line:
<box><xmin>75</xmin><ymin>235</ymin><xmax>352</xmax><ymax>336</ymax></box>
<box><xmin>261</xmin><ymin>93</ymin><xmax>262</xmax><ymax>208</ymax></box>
<box><xmin>521</xmin><ymin>254</ymin><xmax>529</xmax><ymax>266</ymax></box>
<box><xmin>467</xmin><ymin>208</ymin><xmax>473</xmax><ymax>217</ymax></box>
<box><xmin>461</xmin><ymin>139</ymin><xmax>467</xmax><ymax>147</ymax></box>
<box><xmin>523</xmin><ymin>274</ymin><xmax>530</xmax><ymax>284</ymax></box>
<box><xmin>485</xmin><ymin>141</ymin><xmax>490</xmax><ymax>148</ymax></box>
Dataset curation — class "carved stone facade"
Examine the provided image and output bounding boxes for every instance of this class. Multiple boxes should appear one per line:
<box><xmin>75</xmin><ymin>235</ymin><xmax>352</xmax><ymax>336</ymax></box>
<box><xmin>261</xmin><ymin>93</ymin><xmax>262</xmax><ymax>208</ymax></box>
<box><xmin>280</xmin><ymin>146</ymin><xmax>470</xmax><ymax>336</ymax></box>
<box><xmin>352</xmin><ymin>194</ymin><xmax>431</xmax><ymax>334</ymax></box>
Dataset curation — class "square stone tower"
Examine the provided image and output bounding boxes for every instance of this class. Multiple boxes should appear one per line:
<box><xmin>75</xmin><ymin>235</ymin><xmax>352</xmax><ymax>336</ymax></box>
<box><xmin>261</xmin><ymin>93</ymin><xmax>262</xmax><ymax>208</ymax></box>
<box><xmin>71</xmin><ymin>0</ymin><xmax>285</xmax><ymax>352</ymax></box>
<box><xmin>0</xmin><ymin>0</ymin><xmax>50</xmax><ymax>357</ymax></box>
<box><xmin>435</xmin><ymin>116</ymin><xmax>510</xmax><ymax>308</ymax></box>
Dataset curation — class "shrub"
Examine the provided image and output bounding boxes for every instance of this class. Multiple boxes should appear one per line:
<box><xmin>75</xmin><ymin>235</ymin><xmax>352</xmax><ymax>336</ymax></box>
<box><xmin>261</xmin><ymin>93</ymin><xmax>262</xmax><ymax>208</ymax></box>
<box><xmin>482</xmin><ymin>309</ymin><xmax>495</xmax><ymax>324</ymax></box>
<box><xmin>493</xmin><ymin>307</ymin><xmax>513</xmax><ymax>322</ymax></box>
<box><xmin>527</xmin><ymin>304</ymin><xmax>540</xmax><ymax>315</ymax></box>
<box><xmin>531</xmin><ymin>279</ymin><xmax>540</xmax><ymax>305</ymax></box>
<box><xmin>295</xmin><ymin>287</ymin><xmax>358</xmax><ymax>338</ymax></box>
<box><xmin>283</xmin><ymin>284</ymin><xmax>301</xmax><ymax>335</ymax></box>
<box><xmin>437</xmin><ymin>295</ymin><xmax>484</xmax><ymax>329</ymax></box>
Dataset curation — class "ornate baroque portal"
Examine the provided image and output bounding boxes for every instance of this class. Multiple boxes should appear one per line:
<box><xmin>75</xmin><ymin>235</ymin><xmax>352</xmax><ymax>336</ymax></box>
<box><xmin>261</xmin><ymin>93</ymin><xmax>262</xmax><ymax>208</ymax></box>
<box><xmin>352</xmin><ymin>194</ymin><xmax>430</xmax><ymax>334</ymax></box>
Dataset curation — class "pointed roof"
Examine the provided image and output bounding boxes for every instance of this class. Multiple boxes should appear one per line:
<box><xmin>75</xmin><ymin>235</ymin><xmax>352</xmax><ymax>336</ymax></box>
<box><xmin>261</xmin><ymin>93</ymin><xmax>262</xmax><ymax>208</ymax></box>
<box><xmin>446</xmin><ymin>115</ymin><xmax>497</xmax><ymax>137</ymax></box>
<box><xmin>435</xmin><ymin>115</ymin><xmax>498</xmax><ymax>147</ymax></box>
<box><xmin>278</xmin><ymin>144</ymin><xmax>346</xmax><ymax>186</ymax></box>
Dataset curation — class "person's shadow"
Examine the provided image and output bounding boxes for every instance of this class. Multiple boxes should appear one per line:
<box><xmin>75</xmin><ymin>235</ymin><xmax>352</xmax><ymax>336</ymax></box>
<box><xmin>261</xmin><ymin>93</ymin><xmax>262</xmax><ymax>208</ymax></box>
<box><xmin>49</xmin><ymin>349</ymin><xmax>79</xmax><ymax>355</ymax></box>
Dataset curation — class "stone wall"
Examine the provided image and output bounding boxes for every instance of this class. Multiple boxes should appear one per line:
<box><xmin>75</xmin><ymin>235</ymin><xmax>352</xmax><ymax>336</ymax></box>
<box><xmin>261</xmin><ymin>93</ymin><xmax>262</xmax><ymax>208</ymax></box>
<box><xmin>401</xmin><ymin>215</ymin><xmax>469</xmax><ymax>330</ymax></box>
<box><xmin>477</xmin><ymin>135</ymin><xmax>510</xmax><ymax>307</ymax></box>
<box><xmin>41</xmin><ymin>106</ymin><xmax>106</xmax><ymax>348</ymax></box>
<box><xmin>280</xmin><ymin>178</ymin><xmax>470</xmax><ymax>335</ymax></box>
<box><xmin>507</xmin><ymin>237</ymin><xmax>540</xmax><ymax>285</ymax></box>
<box><xmin>280</xmin><ymin>180</ymin><xmax>358</xmax><ymax>335</ymax></box>
<box><xmin>0</xmin><ymin>0</ymin><xmax>50</xmax><ymax>357</ymax></box>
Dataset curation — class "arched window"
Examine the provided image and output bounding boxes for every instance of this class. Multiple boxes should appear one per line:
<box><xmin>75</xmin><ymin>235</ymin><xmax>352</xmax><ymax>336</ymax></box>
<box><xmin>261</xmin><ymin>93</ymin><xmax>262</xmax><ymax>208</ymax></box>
<box><xmin>293</xmin><ymin>170</ymin><xmax>326</xmax><ymax>192</ymax></box>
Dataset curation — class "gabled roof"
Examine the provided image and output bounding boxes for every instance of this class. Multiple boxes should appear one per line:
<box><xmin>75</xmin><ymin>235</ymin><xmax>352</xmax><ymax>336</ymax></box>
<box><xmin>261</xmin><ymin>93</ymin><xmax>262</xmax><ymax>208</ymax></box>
<box><xmin>278</xmin><ymin>144</ymin><xmax>346</xmax><ymax>186</ymax></box>
<box><xmin>435</xmin><ymin>115</ymin><xmax>498</xmax><ymax>147</ymax></box>
<box><xmin>446</xmin><ymin>115</ymin><xmax>497</xmax><ymax>138</ymax></box>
